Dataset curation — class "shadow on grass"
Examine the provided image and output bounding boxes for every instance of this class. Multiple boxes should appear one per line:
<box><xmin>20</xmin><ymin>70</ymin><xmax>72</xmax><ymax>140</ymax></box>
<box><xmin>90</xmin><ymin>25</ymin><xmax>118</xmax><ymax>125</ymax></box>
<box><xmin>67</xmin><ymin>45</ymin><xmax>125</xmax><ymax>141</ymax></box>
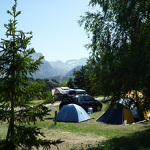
<box><xmin>86</xmin><ymin>125</ymin><xmax>150</xmax><ymax>150</ymax></box>
<box><xmin>102</xmin><ymin>129</ymin><xmax>150</xmax><ymax>150</ymax></box>
<box><xmin>45</xmin><ymin>117</ymin><xmax>54</xmax><ymax>120</ymax></box>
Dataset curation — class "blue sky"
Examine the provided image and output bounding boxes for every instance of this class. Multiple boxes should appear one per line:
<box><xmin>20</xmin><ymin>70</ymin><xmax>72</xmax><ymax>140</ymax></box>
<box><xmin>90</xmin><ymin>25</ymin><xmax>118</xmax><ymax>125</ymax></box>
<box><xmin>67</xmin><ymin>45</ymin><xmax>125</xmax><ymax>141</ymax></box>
<box><xmin>0</xmin><ymin>0</ymin><xmax>92</xmax><ymax>62</ymax></box>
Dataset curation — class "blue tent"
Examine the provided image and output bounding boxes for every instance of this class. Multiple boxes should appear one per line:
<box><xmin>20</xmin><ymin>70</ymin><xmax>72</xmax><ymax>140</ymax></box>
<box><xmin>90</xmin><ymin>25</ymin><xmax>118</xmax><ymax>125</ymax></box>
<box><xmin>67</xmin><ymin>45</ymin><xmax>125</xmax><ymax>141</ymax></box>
<box><xmin>96</xmin><ymin>103</ymin><xmax>125</xmax><ymax>124</ymax></box>
<box><xmin>57</xmin><ymin>104</ymin><xmax>91</xmax><ymax>122</ymax></box>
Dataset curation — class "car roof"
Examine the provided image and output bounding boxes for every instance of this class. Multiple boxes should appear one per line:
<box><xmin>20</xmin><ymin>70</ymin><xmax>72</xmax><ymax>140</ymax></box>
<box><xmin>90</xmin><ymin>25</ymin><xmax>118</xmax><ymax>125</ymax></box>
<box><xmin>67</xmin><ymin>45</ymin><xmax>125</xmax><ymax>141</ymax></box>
<box><xmin>73</xmin><ymin>94</ymin><xmax>91</xmax><ymax>98</ymax></box>
<box><xmin>67</xmin><ymin>89</ymin><xmax>86</xmax><ymax>95</ymax></box>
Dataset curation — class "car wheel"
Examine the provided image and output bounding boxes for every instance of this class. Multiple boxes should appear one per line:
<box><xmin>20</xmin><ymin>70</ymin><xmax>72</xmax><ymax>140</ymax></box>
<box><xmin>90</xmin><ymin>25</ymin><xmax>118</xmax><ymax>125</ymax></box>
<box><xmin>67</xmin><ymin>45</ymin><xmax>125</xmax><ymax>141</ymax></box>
<box><xmin>97</xmin><ymin>106</ymin><xmax>101</xmax><ymax>111</ymax></box>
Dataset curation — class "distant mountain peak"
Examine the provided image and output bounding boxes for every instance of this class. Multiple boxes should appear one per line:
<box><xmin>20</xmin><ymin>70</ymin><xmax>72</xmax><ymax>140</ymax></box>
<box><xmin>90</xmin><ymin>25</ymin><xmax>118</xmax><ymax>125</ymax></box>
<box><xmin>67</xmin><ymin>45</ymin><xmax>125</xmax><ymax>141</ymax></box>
<box><xmin>30</xmin><ymin>53</ymin><xmax>88</xmax><ymax>78</ymax></box>
<box><xmin>49</xmin><ymin>57</ymin><xmax>88</xmax><ymax>76</ymax></box>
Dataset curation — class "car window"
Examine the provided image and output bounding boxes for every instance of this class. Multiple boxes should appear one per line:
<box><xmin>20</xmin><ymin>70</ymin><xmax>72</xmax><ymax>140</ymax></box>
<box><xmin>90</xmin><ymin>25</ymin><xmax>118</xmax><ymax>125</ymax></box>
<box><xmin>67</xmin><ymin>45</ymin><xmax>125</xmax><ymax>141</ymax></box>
<box><xmin>84</xmin><ymin>96</ymin><xmax>94</xmax><ymax>101</ymax></box>
<box><xmin>78</xmin><ymin>96</ymin><xmax>85</xmax><ymax>102</ymax></box>
<box><xmin>61</xmin><ymin>95</ymin><xmax>73</xmax><ymax>102</ymax></box>
<box><xmin>62</xmin><ymin>98</ymin><xmax>72</xmax><ymax>102</ymax></box>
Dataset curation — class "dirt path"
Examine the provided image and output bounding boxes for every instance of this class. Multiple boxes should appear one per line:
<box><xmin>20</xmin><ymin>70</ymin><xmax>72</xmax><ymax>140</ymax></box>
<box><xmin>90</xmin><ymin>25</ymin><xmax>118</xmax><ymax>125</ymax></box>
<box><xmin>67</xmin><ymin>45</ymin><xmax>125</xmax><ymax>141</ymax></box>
<box><xmin>41</xmin><ymin>130</ymin><xmax>106</xmax><ymax>150</ymax></box>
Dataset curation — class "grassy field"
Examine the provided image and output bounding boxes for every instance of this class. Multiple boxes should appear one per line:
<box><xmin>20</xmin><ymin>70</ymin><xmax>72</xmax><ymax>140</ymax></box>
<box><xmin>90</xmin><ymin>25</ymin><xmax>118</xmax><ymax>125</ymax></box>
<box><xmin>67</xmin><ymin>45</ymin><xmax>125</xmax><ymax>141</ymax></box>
<box><xmin>1</xmin><ymin>101</ymin><xmax>150</xmax><ymax>150</ymax></box>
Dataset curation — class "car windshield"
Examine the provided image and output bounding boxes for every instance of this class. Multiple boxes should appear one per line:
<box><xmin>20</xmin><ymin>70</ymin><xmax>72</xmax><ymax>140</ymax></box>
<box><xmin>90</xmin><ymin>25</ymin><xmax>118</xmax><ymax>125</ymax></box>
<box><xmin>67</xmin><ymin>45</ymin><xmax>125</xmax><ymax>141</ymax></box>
<box><xmin>84</xmin><ymin>96</ymin><xmax>94</xmax><ymax>101</ymax></box>
<box><xmin>77</xmin><ymin>96</ymin><xmax>85</xmax><ymax>102</ymax></box>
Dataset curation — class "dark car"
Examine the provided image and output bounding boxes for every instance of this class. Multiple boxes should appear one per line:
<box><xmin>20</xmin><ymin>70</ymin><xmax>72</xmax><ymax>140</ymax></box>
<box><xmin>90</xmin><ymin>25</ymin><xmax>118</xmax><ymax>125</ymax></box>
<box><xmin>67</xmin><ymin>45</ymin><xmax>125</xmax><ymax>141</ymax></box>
<box><xmin>59</xmin><ymin>94</ymin><xmax>103</xmax><ymax>112</ymax></box>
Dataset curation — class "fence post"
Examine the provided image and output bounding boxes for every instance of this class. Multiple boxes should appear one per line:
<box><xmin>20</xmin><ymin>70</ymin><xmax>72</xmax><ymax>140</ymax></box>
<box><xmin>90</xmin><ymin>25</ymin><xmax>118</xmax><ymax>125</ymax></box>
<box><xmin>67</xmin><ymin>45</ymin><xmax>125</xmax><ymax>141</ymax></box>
<box><xmin>54</xmin><ymin>111</ymin><xmax>57</xmax><ymax>126</ymax></box>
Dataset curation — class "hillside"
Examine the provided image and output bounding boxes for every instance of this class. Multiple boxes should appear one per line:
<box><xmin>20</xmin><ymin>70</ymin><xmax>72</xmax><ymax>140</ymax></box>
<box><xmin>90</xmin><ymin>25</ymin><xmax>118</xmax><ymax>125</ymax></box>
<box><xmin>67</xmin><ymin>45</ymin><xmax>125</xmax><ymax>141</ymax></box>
<box><xmin>65</xmin><ymin>66</ymin><xmax>82</xmax><ymax>76</ymax></box>
<box><xmin>30</xmin><ymin>53</ymin><xmax>87</xmax><ymax>79</ymax></box>
<box><xmin>49</xmin><ymin>57</ymin><xmax>87</xmax><ymax>76</ymax></box>
<box><xmin>30</xmin><ymin>53</ymin><xmax>55</xmax><ymax>78</ymax></box>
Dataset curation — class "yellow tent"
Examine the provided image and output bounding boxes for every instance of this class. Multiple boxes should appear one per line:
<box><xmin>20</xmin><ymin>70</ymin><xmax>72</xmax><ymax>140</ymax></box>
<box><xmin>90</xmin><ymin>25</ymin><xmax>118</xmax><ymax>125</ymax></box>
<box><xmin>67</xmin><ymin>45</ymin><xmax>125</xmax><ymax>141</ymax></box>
<box><xmin>96</xmin><ymin>103</ymin><xmax>134</xmax><ymax>125</ymax></box>
<box><xmin>126</xmin><ymin>90</ymin><xmax>150</xmax><ymax>119</ymax></box>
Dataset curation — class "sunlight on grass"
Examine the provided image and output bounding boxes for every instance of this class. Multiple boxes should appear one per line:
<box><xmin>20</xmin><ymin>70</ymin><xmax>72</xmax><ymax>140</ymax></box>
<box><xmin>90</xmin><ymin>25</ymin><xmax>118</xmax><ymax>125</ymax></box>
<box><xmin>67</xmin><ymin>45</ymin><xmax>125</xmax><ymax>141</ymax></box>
<box><xmin>0</xmin><ymin>124</ymin><xmax>7</xmax><ymax>139</ymax></box>
<box><xmin>36</xmin><ymin>105</ymin><xmax>150</xmax><ymax>139</ymax></box>
<box><xmin>1</xmin><ymin>101</ymin><xmax>150</xmax><ymax>149</ymax></box>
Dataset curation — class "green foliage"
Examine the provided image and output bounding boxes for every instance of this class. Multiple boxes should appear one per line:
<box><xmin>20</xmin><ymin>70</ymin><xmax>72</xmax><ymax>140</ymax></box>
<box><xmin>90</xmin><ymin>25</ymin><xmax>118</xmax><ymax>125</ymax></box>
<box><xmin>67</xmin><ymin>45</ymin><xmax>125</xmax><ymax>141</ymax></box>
<box><xmin>59</xmin><ymin>81</ymin><xmax>68</xmax><ymax>87</ymax></box>
<box><xmin>0</xmin><ymin>125</ymin><xmax>62</xmax><ymax>150</ymax></box>
<box><xmin>0</xmin><ymin>0</ymin><xmax>62</xmax><ymax>149</ymax></box>
<box><xmin>67</xmin><ymin>77</ymin><xmax>74</xmax><ymax>88</ymax></box>
<box><xmin>79</xmin><ymin>0</ymin><xmax>150</xmax><ymax>100</ymax></box>
<box><xmin>51</xmin><ymin>75</ymin><xmax>71</xmax><ymax>84</ymax></box>
<box><xmin>73</xmin><ymin>65</ymin><xmax>99</xmax><ymax>95</ymax></box>
<box><xmin>73</xmin><ymin>66</ymin><xmax>86</xmax><ymax>89</ymax></box>
<box><xmin>41</xmin><ymin>78</ymin><xmax>59</xmax><ymax>94</ymax></box>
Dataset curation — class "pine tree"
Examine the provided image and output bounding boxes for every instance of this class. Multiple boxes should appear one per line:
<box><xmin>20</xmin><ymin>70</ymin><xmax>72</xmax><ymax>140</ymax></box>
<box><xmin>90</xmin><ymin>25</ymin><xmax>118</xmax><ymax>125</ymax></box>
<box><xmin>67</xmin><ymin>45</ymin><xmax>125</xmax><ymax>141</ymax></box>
<box><xmin>0</xmin><ymin>0</ymin><xmax>61</xmax><ymax>149</ymax></box>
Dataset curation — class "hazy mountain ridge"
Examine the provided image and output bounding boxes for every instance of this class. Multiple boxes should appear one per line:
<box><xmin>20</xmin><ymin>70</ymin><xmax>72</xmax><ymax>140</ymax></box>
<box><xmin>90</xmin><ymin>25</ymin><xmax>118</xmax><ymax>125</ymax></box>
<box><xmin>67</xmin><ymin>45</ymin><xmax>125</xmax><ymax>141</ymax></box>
<box><xmin>49</xmin><ymin>57</ymin><xmax>87</xmax><ymax>76</ymax></box>
<box><xmin>30</xmin><ymin>53</ymin><xmax>54</xmax><ymax>78</ymax></box>
<box><xmin>65</xmin><ymin>66</ymin><xmax>82</xmax><ymax>76</ymax></box>
<box><xmin>0</xmin><ymin>52</ymin><xmax>87</xmax><ymax>80</ymax></box>
<box><xmin>31</xmin><ymin>53</ymin><xmax>87</xmax><ymax>79</ymax></box>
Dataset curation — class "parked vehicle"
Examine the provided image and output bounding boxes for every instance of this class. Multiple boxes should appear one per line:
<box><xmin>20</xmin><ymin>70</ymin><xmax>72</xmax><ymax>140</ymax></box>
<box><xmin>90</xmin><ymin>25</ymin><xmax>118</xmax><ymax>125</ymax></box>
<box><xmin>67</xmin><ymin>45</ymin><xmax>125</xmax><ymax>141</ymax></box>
<box><xmin>52</xmin><ymin>87</ymin><xmax>86</xmax><ymax>100</ymax></box>
<box><xmin>59</xmin><ymin>94</ymin><xmax>103</xmax><ymax>112</ymax></box>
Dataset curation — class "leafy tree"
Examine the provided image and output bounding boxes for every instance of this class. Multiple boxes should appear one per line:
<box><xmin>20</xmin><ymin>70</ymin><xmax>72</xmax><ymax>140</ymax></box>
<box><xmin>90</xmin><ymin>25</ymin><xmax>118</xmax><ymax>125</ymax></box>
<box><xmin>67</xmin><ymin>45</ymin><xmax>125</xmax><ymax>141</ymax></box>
<box><xmin>51</xmin><ymin>79</ymin><xmax>59</xmax><ymax>84</ymax></box>
<box><xmin>73</xmin><ymin>66</ymin><xmax>87</xmax><ymax>89</ymax></box>
<box><xmin>41</xmin><ymin>78</ymin><xmax>59</xmax><ymax>94</ymax></box>
<box><xmin>73</xmin><ymin>65</ymin><xmax>98</xmax><ymax>95</ymax></box>
<box><xmin>0</xmin><ymin>0</ymin><xmax>61</xmax><ymax>149</ymax></box>
<box><xmin>59</xmin><ymin>81</ymin><xmax>68</xmax><ymax>87</ymax></box>
<box><xmin>79</xmin><ymin>0</ymin><xmax>150</xmax><ymax>100</ymax></box>
<box><xmin>67</xmin><ymin>77</ymin><xmax>74</xmax><ymax>88</ymax></box>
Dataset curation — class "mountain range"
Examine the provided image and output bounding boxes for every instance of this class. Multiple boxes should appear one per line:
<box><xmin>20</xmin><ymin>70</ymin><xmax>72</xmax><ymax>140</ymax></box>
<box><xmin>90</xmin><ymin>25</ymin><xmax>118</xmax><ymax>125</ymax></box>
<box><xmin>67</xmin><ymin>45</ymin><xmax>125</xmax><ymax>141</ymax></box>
<box><xmin>31</xmin><ymin>53</ymin><xmax>88</xmax><ymax>79</ymax></box>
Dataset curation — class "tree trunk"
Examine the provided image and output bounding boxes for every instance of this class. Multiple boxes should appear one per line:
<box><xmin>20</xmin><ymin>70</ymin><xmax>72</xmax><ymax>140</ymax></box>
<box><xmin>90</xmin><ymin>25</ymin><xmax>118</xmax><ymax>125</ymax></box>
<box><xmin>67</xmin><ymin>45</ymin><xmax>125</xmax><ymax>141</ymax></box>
<box><xmin>6</xmin><ymin>92</ymin><xmax>15</xmax><ymax>142</ymax></box>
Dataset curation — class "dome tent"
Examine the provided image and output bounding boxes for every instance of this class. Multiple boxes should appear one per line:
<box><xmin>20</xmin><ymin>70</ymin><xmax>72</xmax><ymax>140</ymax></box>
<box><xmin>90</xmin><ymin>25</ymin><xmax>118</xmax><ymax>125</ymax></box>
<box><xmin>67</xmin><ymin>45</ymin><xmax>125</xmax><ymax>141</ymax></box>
<box><xmin>96</xmin><ymin>103</ymin><xmax>143</xmax><ymax>125</ymax></box>
<box><xmin>126</xmin><ymin>90</ymin><xmax>150</xmax><ymax>119</ymax></box>
<box><xmin>56</xmin><ymin>104</ymin><xmax>91</xmax><ymax>122</ymax></box>
<box><xmin>96</xmin><ymin>90</ymin><xmax>150</xmax><ymax>125</ymax></box>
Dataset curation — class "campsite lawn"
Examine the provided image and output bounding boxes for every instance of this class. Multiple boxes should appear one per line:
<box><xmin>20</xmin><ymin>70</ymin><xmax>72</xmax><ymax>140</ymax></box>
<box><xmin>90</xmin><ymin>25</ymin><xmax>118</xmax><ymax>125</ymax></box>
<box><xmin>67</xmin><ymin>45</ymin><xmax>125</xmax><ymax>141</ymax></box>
<box><xmin>1</xmin><ymin>101</ymin><xmax>150</xmax><ymax>149</ymax></box>
<box><xmin>37</xmin><ymin>103</ymin><xmax>150</xmax><ymax>149</ymax></box>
